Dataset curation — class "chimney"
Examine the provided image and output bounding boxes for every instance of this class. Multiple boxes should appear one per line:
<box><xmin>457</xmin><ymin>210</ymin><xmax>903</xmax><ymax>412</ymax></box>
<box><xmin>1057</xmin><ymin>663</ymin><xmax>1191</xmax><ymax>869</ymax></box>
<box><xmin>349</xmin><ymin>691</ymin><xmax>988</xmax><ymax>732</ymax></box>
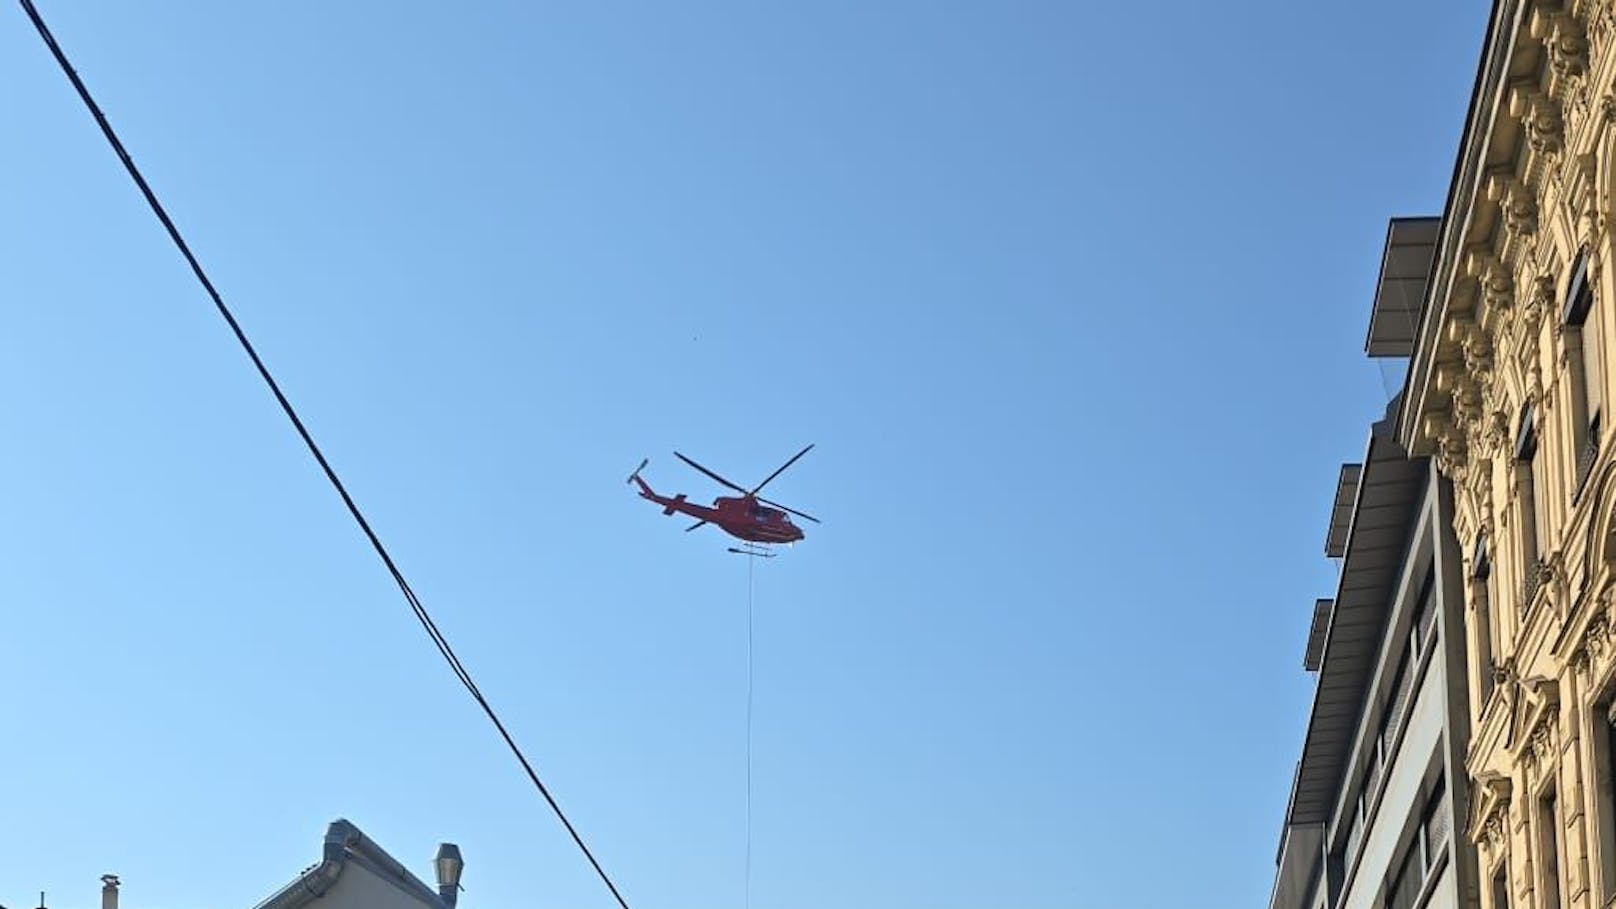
<box><xmin>100</xmin><ymin>877</ymin><xmax>119</xmax><ymax>909</ymax></box>
<box><xmin>433</xmin><ymin>844</ymin><xmax>463</xmax><ymax>909</ymax></box>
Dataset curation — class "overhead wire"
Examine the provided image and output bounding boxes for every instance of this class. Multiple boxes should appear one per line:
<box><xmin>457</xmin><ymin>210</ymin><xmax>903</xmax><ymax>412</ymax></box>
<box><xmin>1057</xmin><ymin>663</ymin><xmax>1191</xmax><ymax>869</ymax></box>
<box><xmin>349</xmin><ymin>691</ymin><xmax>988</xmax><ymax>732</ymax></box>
<box><xmin>14</xmin><ymin>4</ymin><xmax>635</xmax><ymax>908</ymax></box>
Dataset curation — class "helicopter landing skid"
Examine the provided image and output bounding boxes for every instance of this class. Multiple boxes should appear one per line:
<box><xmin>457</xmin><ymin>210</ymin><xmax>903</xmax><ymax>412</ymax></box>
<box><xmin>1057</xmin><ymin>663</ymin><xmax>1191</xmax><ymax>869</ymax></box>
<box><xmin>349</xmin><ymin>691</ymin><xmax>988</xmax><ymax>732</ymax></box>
<box><xmin>727</xmin><ymin>543</ymin><xmax>775</xmax><ymax>559</ymax></box>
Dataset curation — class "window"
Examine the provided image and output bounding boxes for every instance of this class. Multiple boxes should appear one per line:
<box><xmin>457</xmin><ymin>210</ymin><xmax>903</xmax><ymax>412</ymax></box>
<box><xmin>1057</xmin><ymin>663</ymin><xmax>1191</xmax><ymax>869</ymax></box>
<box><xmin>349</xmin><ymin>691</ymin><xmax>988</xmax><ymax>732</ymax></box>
<box><xmin>1517</xmin><ymin>406</ymin><xmax>1546</xmax><ymax>609</ymax></box>
<box><xmin>1566</xmin><ymin>255</ymin><xmax>1603</xmax><ymax>492</ymax></box>
<box><xmin>1601</xmin><ymin>701</ymin><xmax>1616</xmax><ymax>903</ymax></box>
<box><xmin>1424</xmin><ymin>777</ymin><xmax>1450</xmax><ymax>862</ymax></box>
<box><xmin>1492</xmin><ymin>864</ymin><xmax>1510</xmax><ymax>909</ymax></box>
<box><xmin>1414</xmin><ymin>567</ymin><xmax>1439</xmax><ymax>653</ymax></box>
<box><xmin>1387</xmin><ymin>836</ymin><xmax>1423</xmax><ymax>909</ymax></box>
<box><xmin>1474</xmin><ymin>535</ymin><xmax>1496</xmax><ymax>709</ymax></box>
<box><xmin>1346</xmin><ymin>799</ymin><xmax>1366</xmax><ymax>869</ymax></box>
<box><xmin>1541</xmin><ymin>788</ymin><xmax>1563</xmax><ymax>909</ymax></box>
<box><xmin>1382</xmin><ymin>650</ymin><xmax>1414</xmax><ymax>755</ymax></box>
<box><xmin>1384</xmin><ymin>779</ymin><xmax>1449</xmax><ymax>909</ymax></box>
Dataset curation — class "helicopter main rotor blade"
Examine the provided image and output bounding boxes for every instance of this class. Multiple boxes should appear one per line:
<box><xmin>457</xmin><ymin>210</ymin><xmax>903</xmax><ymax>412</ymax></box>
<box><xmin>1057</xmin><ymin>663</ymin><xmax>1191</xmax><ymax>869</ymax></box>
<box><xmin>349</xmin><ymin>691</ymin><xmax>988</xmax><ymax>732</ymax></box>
<box><xmin>685</xmin><ymin>520</ymin><xmax>709</xmax><ymax>532</ymax></box>
<box><xmin>674</xmin><ymin>451</ymin><xmax>748</xmax><ymax>494</ymax></box>
<box><xmin>748</xmin><ymin>443</ymin><xmax>815</xmax><ymax>497</ymax></box>
<box><xmin>758</xmin><ymin>497</ymin><xmax>820</xmax><ymax>524</ymax></box>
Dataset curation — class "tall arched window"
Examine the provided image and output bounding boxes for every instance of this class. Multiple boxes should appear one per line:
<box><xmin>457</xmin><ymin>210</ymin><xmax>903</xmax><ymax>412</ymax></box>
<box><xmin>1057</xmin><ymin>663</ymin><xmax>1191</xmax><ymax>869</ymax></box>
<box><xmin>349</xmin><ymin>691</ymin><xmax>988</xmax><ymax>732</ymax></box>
<box><xmin>1472</xmin><ymin>533</ymin><xmax>1495</xmax><ymax>711</ymax></box>
<box><xmin>1566</xmin><ymin>253</ymin><xmax>1604</xmax><ymax>493</ymax></box>
<box><xmin>1517</xmin><ymin>404</ymin><xmax>1546</xmax><ymax>610</ymax></box>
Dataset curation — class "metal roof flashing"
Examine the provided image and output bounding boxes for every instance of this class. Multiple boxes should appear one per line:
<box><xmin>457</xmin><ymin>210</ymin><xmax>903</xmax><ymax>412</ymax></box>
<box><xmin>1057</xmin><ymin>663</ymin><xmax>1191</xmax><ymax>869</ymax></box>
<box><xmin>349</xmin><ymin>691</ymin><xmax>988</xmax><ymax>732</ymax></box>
<box><xmin>252</xmin><ymin>820</ymin><xmax>452</xmax><ymax>909</ymax></box>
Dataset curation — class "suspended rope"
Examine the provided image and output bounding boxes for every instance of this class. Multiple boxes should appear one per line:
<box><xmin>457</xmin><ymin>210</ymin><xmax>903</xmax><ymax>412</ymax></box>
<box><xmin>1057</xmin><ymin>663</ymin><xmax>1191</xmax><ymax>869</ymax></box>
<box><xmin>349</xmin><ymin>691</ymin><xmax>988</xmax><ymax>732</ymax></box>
<box><xmin>745</xmin><ymin>552</ymin><xmax>756</xmax><ymax>909</ymax></box>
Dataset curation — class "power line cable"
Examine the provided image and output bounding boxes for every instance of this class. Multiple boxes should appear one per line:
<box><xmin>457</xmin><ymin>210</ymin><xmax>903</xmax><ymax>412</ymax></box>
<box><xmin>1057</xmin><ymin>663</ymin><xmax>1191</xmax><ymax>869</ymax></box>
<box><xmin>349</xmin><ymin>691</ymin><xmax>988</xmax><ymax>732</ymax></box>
<box><xmin>15</xmin><ymin>4</ymin><xmax>635</xmax><ymax>908</ymax></box>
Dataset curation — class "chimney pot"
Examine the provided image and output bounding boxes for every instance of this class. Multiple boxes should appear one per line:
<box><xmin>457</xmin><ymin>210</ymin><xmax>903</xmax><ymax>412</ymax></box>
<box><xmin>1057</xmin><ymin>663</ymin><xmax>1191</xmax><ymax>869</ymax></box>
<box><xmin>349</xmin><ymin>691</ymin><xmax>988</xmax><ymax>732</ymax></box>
<box><xmin>433</xmin><ymin>844</ymin><xmax>463</xmax><ymax>909</ymax></box>
<box><xmin>100</xmin><ymin>877</ymin><xmax>119</xmax><ymax>909</ymax></box>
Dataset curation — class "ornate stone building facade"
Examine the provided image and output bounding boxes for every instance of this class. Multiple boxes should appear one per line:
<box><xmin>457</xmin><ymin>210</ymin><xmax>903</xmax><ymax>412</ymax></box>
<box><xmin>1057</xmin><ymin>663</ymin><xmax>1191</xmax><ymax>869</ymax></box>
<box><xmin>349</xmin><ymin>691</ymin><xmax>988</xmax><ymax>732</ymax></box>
<box><xmin>1402</xmin><ymin>3</ymin><xmax>1616</xmax><ymax>909</ymax></box>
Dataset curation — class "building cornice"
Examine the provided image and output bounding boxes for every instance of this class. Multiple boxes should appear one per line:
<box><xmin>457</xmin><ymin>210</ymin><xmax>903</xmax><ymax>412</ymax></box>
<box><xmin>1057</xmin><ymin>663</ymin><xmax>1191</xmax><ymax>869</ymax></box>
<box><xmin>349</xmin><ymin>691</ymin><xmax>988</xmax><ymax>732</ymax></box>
<box><xmin>1401</xmin><ymin>0</ymin><xmax>1524</xmax><ymax>456</ymax></box>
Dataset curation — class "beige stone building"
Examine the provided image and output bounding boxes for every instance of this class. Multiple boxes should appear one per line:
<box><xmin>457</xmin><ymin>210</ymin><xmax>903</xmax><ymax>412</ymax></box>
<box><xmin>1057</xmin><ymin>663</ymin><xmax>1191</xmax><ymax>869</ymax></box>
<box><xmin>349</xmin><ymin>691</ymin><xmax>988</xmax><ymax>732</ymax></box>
<box><xmin>1401</xmin><ymin>2</ymin><xmax>1616</xmax><ymax>908</ymax></box>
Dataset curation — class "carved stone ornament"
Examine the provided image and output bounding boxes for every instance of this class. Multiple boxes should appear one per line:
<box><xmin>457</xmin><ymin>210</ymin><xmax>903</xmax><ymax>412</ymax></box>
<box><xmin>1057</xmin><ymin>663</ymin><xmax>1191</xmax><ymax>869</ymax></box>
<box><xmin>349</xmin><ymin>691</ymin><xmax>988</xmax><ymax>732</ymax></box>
<box><xmin>1466</xmin><ymin>329</ymin><xmax>1495</xmax><ymax>378</ymax></box>
<box><xmin>1453</xmin><ymin>372</ymin><xmax>1484</xmax><ymax>424</ymax></box>
<box><xmin>1511</xmin><ymin>86</ymin><xmax>1565</xmax><ymax>154</ymax></box>
<box><xmin>1521</xmin><ymin>273</ymin><xmax>1556</xmax><ymax>339</ymax></box>
<box><xmin>1468</xmin><ymin>248</ymin><xmax>1515</xmax><ymax>317</ymax></box>
<box><xmin>1534</xmin><ymin>7</ymin><xmax>1590</xmax><ymax>85</ymax></box>
<box><xmin>1489</xmin><ymin>173</ymin><xmax>1540</xmax><ymax>236</ymax></box>
<box><xmin>1588</xmin><ymin>613</ymin><xmax>1611</xmax><ymax>661</ymax></box>
<box><xmin>1485</xmin><ymin>409</ymin><xmax>1512</xmax><ymax>452</ymax></box>
<box><xmin>1589</xmin><ymin>5</ymin><xmax>1616</xmax><ymax>60</ymax></box>
<box><xmin>1562</xmin><ymin>152</ymin><xmax>1603</xmax><ymax>237</ymax></box>
<box><xmin>1528</xmin><ymin>709</ymin><xmax>1559</xmax><ymax>766</ymax></box>
<box><xmin>1484</xmin><ymin>809</ymin><xmax>1508</xmax><ymax>851</ymax></box>
<box><xmin>1469</xmin><ymin>770</ymin><xmax>1514</xmax><ymax>850</ymax></box>
<box><xmin>1429</xmin><ymin>410</ymin><xmax>1471</xmax><ymax>481</ymax></box>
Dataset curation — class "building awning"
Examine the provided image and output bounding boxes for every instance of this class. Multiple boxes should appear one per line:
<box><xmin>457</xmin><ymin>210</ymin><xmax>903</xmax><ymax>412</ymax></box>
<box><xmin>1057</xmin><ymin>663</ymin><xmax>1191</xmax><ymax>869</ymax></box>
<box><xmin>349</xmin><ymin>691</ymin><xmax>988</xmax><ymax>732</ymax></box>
<box><xmin>1326</xmin><ymin>465</ymin><xmax>1363</xmax><ymax>558</ymax></box>
<box><xmin>1304</xmin><ymin>599</ymin><xmax>1333</xmax><ymax>671</ymax></box>
<box><xmin>1365</xmin><ymin>217</ymin><xmax>1440</xmax><ymax>358</ymax></box>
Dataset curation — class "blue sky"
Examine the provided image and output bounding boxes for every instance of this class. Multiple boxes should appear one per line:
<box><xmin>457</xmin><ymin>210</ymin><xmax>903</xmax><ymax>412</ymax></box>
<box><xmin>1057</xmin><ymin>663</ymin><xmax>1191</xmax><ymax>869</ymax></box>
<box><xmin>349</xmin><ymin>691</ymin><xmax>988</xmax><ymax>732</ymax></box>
<box><xmin>1</xmin><ymin>3</ymin><xmax>1486</xmax><ymax>908</ymax></box>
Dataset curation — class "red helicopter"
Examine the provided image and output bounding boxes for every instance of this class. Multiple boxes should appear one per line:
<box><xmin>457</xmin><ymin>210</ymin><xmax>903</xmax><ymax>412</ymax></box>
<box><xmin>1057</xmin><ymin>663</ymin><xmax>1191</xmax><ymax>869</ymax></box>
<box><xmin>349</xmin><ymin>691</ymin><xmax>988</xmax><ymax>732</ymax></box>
<box><xmin>628</xmin><ymin>444</ymin><xmax>819</xmax><ymax>554</ymax></box>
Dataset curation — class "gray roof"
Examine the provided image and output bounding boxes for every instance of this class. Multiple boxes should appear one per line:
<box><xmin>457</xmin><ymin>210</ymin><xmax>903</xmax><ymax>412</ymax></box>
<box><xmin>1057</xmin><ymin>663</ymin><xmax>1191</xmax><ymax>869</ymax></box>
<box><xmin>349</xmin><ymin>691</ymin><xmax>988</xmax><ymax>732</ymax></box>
<box><xmin>1286</xmin><ymin>411</ymin><xmax>1426</xmax><ymax>825</ymax></box>
<box><xmin>252</xmin><ymin>820</ymin><xmax>451</xmax><ymax>909</ymax></box>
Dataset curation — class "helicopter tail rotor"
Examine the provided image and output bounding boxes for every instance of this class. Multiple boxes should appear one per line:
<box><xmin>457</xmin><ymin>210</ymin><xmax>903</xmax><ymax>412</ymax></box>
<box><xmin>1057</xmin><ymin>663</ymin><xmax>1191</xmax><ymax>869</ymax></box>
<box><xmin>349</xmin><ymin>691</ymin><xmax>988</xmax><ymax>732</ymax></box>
<box><xmin>626</xmin><ymin>458</ymin><xmax>649</xmax><ymax>485</ymax></box>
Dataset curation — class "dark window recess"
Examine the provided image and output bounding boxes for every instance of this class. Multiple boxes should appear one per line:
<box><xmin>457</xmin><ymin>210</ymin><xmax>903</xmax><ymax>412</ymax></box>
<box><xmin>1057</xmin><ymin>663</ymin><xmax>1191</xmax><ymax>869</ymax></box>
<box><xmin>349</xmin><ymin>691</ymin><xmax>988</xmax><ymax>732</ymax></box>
<box><xmin>1424</xmin><ymin>778</ymin><xmax>1450</xmax><ymax>861</ymax></box>
<box><xmin>1577</xmin><ymin>411</ymin><xmax>1602</xmax><ymax>495</ymax></box>
<box><xmin>1381</xmin><ymin>777</ymin><xmax>1449</xmax><ymax>909</ymax></box>
<box><xmin>1517</xmin><ymin>405</ymin><xmax>1545</xmax><ymax>610</ymax></box>
<box><xmin>1567</xmin><ymin>253</ymin><xmax>1603</xmax><ymax>496</ymax></box>
<box><xmin>1605</xmin><ymin>705</ymin><xmax>1616</xmax><ymax>904</ymax></box>
<box><xmin>1363</xmin><ymin>747</ymin><xmax>1384</xmax><ymax>808</ymax></box>
<box><xmin>1493</xmin><ymin>865</ymin><xmax>1510</xmax><ymax>909</ymax></box>
<box><xmin>1386</xmin><ymin>836</ymin><xmax>1423</xmax><ymax>909</ymax></box>
<box><xmin>1522</xmin><ymin>557</ymin><xmax>1547</xmax><ymax>613</ymax></box>
<box><xmin>1383</xmin><ymin>653</ymin><xmax>1415</xmax><ymax>753</ymax></box>
<box><xmin>1542</xmin><ymin>789</ymin><xmax>1563</xmax><ymax>909</ymax></box>
<box><xmin>1476</xmin><ymin>538</ymin><xmax>1497</xmax><ymax>706</ymax></box>
<box><xmin>1346</xmin><ymin>804</ymin><xmax>1365</xmax><ymax>870</ymax></box>
<box><xmin>1415</xmin><ymin>570</ymin><xmax>1439</xmax><ymax>652</ymax></box>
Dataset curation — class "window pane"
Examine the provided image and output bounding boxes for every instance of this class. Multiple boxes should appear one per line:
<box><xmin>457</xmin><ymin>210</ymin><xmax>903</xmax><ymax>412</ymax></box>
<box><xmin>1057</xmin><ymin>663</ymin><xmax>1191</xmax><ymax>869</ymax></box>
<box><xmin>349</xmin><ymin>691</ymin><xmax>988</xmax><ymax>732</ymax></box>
<box><xmin>1587</xmin><ymin>306</ymin><xmax>1604</xmax><ymax>418</ymax></box>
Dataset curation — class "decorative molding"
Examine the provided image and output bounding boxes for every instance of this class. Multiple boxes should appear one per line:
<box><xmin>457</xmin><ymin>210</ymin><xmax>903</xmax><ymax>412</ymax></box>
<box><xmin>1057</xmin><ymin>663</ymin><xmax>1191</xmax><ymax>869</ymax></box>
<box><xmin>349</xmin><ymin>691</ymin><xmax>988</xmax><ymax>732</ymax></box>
<box><xmin>1533</xmin><ymin>5</ymin><xmax>1590</xmax><ymax>96</ymax></box>
<box><xmin>1588</xmin><ymin>613</ymin><xmax>1611</xmax><ymax>662</ymax></box>
<box><xmin>1513</xmin><ymin>85</ymin><xmax>1566</xmax><ymax>155</ymax></box>
<box><xmin>1469</xmin><ymin>247</ymin><xmax>1516</xmax><ymax>320</ymax></box>
<box><xmin>1468</xmin><ymin>770</ymin><xmax>1514</xmax><ymax>852</ymax></box>
<box><xmin>1525</xmin><ymin>707</ymin><xmax>1560</xmax><ymax>768</ymax></box>
<box><xmin>1490</xmin><ymin>172</ymin><xmax>1540</xmax><ymax>236</ymax></box>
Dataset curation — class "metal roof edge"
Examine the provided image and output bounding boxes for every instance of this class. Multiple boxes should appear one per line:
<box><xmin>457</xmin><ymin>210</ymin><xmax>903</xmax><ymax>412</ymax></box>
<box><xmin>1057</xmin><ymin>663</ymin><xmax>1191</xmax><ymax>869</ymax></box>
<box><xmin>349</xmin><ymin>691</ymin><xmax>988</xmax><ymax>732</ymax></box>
<box><xmin>249</xmin><ymin>819</ymin><xmax>449</xmax><ymax>909</ymax></box>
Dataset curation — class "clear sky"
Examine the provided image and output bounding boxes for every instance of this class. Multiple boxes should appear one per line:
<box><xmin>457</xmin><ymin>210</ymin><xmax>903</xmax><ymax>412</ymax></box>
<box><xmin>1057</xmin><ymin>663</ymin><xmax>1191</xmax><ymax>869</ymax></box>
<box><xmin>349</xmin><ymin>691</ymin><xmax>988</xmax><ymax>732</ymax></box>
<box><xmin>0</xmin><ymin>3</ymin><xmax>1488</xmax><ymax>908</ymax></box>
